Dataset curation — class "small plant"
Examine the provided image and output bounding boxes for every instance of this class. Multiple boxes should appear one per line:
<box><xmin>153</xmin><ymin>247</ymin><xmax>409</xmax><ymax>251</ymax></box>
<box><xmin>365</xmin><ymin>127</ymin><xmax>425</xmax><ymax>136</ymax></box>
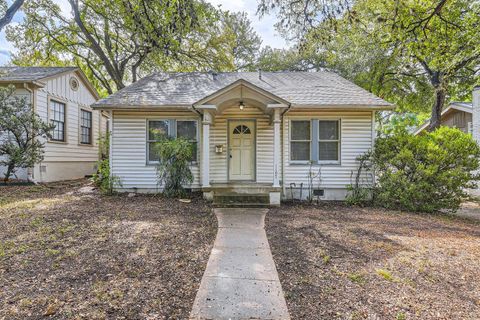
<box><xmin>154</xmin><ymin>137</ymin><xmax>194</xmax><ymax>198</ymax></box>
<box><xmin>376</xmin><ymin>268</ymin><xmax>394</xmax><ymax>281</ymax></box>
<box><xmin>346</xmin><ymin>153</ymin><xmax>373</xmax><ymax>206</ymax></box>
<box><xmin>92</xmin><ymin>134</ymin><xmax>121</xmax><ymax>194</ymax></box>
<box><xmin>347</xmin><ymin>272</ymin><xmax>366</xmax><ymax>284</ymax></box>
<box><xmin>396</xmin><ymin>312</ymin><xmax>407</xmax><ymax>320</ymax></box>
<box><xmin>322</xmin><ymin>255</ymin><xmax>331</xmax><ymax>264</ymax></box>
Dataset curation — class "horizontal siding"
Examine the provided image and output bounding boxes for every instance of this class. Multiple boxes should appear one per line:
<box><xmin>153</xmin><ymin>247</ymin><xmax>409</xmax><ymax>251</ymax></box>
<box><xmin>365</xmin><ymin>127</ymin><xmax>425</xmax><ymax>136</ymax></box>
<box><xmin>112</xmin><ymin>111</ymin><xmax>201</xmax><ymax>189</ymax></box>
<box><xmin>283</xmin><ymin>111</ymin><xmax>373</xmax><ymax>188</ymax></box>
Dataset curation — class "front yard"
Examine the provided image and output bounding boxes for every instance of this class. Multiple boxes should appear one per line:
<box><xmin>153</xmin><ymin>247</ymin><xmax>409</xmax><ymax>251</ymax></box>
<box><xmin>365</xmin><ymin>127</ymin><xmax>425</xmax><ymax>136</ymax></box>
<box><xmin>266</xmin><ymin>203</ymin><xmax>480</xmax><ymax>319</ymax></box>
<box><xmin>2</xmin><ymin>179</ymin><xmax>479</xmax><ymax>319</ymax></box>
<box><xmin>0</xmin><ymin>180</ymin><xmax>216</xmax><ymax>319</ymax></box>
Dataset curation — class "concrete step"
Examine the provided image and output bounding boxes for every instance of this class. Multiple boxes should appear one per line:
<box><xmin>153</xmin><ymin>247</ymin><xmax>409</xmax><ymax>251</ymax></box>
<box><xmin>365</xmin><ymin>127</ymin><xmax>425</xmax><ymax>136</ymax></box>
<box><xmin>213</xmin><ymin>193</ymin><xmax>270</xmax><ymax>208</ymax></box>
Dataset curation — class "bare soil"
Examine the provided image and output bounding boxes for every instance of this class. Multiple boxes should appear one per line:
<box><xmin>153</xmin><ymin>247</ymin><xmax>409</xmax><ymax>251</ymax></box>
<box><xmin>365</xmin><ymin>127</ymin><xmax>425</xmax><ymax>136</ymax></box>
<box><xmin>0</xmin><ymin>180</ymin><xmax>216</xmax><ymax>319</ymax></box>
<box><xmin>266</xmin><ymin>202</ymin><xmax>480</xmax><ymax>320</ymax></box>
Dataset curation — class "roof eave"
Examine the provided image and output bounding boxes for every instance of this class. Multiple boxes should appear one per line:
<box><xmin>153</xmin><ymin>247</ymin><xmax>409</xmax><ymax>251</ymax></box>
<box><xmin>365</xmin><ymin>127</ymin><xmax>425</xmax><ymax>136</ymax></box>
<box><xmin>291</xmin><ymin>103</ymin><xmax>395</xmax><ymax>110</ymax></box>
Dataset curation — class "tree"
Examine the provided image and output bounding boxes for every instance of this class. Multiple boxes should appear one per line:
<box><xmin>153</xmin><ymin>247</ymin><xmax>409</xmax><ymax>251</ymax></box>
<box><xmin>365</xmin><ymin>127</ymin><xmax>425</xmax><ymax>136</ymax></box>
<box><xmin>0</xmin><ymin>85</ymin><xmax>53</xmax><ymax>182</ymax></box>
<box><xmin>258</xmin><ymin>0</ymin><xmax>480</xmax><ymax>130</ymax></box>
<box><xmin>7</xmin><ymin>1</ymin><xmax>263</xmax><ymax>95</ymax></box>
<box><xmin>8</xmin><ymin>0</ymin><xmax>211</xmax><ymax>94</ymax></box>
<box><xmin>0</xmin><ymin>0</ymin><xmax>24</xmax><ymax>31</ymax></box>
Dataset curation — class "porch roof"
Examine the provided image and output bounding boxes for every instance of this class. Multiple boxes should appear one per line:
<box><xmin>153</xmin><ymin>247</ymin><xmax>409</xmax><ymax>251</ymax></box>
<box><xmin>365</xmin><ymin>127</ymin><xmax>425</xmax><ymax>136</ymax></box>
<box><xmin>93</xmin><ymin>71</ymin><xmax>394</xmax><ymax>110</ymax></box>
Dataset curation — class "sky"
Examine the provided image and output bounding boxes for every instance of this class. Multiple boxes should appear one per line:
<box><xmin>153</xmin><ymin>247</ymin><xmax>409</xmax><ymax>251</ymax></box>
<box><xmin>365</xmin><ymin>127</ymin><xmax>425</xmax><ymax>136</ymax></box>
<box><xmin>0</xmin><ymin>0</ymin><xmax>287</xmax><ymax>66</ymax></box>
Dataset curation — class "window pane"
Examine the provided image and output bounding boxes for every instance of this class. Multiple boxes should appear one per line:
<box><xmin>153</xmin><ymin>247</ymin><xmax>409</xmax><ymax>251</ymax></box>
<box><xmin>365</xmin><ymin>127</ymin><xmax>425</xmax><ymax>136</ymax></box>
<box><xmin>148</xmin><ymin>142</ymin><xmax>159</xmax><ymax>162</ymax></box>
<box><xmin>177</xmin><ymin>121</ymin><xmax>197</xmax><ymax>140</ymax></box>
<box><xmin>319</xmin><ymin>141</ymin><xmax>339</xmax><ymax>161</ymax></box>
<box><xmin>291</xmin><ymin>121</ymin><xmax>310</xmax><ymax>140</ymax></box>
<box><xmin>149</xmin><ymin>121</ymin><xmax>169</xmax><ymax>140</ymax></box>
<box><xmin>319</xmin><ymin>121</ymin><xmax>339</xmax><ymax>140</ymax></box>
<box><xmin>190</xmin><ymin>142</ymin><xmax>197</xmax><ymax>162</ymax></box>
<box><xmin>291</xmin><ymin>142</ymin><xmax>310</xmax><ymax>161</ymax></box>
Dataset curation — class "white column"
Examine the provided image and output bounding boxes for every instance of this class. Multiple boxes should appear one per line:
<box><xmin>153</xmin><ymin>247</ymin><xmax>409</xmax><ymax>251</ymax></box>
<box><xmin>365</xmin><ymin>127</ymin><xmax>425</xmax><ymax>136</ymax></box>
<box><xmin>201</xmin><ymin>111</ymin><xmax>212</xmax><ymax>187</ymax></box>
<box><xmin>273</xmin><ymin>108</ymin><xmax>281</xmax><ymax>187</ymax></box>
<box><xmin>473</xmin><ymin>86</ymin><xmax>480</xmax><ymax>144</ymax></box>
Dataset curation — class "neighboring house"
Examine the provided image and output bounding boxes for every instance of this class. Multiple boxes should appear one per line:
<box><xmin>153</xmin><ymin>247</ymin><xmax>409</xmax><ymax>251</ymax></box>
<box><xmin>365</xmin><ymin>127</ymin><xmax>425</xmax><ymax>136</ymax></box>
<box><xmin>92</xmin><ymin>72</ymin><xmax>393</xmax><ymax>204</ymax></box>
<box><xmin>415</xmin><ymin>102</ymin><xmax>474</xmax><ymax>135</ymax></box>
<box><xmin>0</xmin><ymin>67</ymin><xmax>108</xmax><ymax>182</ymax></box>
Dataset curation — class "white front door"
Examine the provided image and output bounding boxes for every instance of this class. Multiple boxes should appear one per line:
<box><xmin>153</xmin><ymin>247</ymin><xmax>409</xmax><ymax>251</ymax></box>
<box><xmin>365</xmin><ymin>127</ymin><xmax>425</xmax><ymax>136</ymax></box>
<box><xmin>229</xmin><ymin>120</ymin><xmax>255</xmax><ymax>181</ymax></box>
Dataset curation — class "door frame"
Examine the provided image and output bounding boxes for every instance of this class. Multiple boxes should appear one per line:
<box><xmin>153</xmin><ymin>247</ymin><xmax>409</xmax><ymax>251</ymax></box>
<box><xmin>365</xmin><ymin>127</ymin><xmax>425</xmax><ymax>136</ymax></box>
<box><xmin>227</xmin><ymin>119</ymin><xmax>257</xmax><ymax>182</ymax></box>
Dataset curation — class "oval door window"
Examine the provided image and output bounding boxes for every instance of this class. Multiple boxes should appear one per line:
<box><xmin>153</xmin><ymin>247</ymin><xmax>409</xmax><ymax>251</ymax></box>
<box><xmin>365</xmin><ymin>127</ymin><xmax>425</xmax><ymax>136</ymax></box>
<box><xmin>233</xmin><ymin>125</ymin><xmax>251</xmax><ymax>134</ymax></box>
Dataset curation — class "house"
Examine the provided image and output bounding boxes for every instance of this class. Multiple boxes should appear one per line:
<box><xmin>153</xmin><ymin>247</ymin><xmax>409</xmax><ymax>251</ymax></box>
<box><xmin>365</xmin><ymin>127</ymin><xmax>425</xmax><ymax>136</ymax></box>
<box><xmin>92</xmin><ymin>72</ymin><xmax>393</xmax><ymax>204</ymax></box>
<box><xmin>0</xmin><ymin>67</ymin><xmax>108</xmax><ymax>182</ymax></box>
<box><xmin>415</xmin><ymin>102</ymin><xmax>474</xmax><ymax>135</ymax></box>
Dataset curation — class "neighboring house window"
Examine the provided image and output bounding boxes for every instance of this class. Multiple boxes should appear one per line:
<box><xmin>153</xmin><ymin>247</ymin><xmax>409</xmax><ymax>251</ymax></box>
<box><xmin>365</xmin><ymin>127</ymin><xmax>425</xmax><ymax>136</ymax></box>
<box><xmin>318</xmin><ymin>120</ymin><xmax>340</xmax><ymax>162</ymax></box>
<box><xmin>146</xmin><ymin>119</ymin><xmax>198</xmax><ymax>164</ymax></box>
<box><xmin>290</xmin><ymin>119</ymin><xmax>341</xmax><ymax>163</ymax></box>
<box><xmin>177</xmin><ymin>120</ymin><xmax>198</xmax><ymax>162</ymax></box>
<box><xmin>80</xmin><ymin>109</ymin><xmax>92</xmax><ymax>144</ymax></box>
<box><xmin>290</xmin><ymin>120</ymin><xmax>311</xmax><ymax>161</ymax></box>
<box><xmin>50</xmin><ymin>100</ymin><xmax>66</xmax><ymax>141</ymax></box>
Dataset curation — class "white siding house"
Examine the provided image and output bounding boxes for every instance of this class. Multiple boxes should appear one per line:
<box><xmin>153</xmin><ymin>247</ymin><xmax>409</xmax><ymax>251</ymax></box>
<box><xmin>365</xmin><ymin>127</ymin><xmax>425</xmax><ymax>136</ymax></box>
<box><xmin>93</xmin><ymin>72</ymin><xmax>393</xmax><ymax>204</ymax></box>
<box><xmin>0</xmin><ymin>67</ymin><xmax>107</xmax><ymax>182</ymax></box>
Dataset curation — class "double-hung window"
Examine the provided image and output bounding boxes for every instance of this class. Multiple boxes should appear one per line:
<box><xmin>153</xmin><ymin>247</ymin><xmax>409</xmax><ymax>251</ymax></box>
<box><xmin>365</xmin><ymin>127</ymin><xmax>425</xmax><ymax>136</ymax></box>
<box><xmin>318</xmin><ymin>120</ymin><xmax>340</xmax><ymax>162</ymax></box>
<box><xmin>50</xmin><ymin>100</ymin><xmax>66</xmax><ymax>142</ymax></box>
<box><xmin>290</xmin><ymin>119</ymin><xmax>341</xmax><ymax>163</ymax></box>
<box><xmin>80</xmin><ymin>109</ymin><xmax>92</xmax><ymax>144</ymax></box>
<box><xmin>290</xmin><ymin>120</ymin><xmax>311</xmax><ymax>161</ymax></box>
<box><xmin>147</xmin><ymin>119</ymin><xmax>198</xmax><ymax>164</ymax></box>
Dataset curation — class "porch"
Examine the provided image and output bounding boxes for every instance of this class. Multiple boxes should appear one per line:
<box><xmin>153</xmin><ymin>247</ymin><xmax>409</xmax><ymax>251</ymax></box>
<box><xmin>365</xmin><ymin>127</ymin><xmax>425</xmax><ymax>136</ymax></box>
<box><xmin>194</xmin><ymin>79</ymin><xmax>288</xmax><ymax>206</ymax></box>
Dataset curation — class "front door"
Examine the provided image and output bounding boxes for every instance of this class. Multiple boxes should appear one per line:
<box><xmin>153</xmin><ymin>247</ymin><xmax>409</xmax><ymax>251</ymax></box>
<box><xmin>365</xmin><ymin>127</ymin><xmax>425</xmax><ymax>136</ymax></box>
<box><xmin>229</xmin><ymin>120</ymin><xmax>255</xmax><ymax>181</ymax></box>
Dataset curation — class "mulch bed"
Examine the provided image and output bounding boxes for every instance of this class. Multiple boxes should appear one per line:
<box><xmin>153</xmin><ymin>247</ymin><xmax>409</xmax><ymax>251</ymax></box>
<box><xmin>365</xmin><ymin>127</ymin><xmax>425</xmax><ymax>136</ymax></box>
<box><xmin>0</xmin><ymin>180</ymin><xmax>217</xmax><ymax>319</ymax></box>
<box><xmin>266</xmin><ymin>202</ymin><xmax>480</xmax><ymax>319</ymax></box>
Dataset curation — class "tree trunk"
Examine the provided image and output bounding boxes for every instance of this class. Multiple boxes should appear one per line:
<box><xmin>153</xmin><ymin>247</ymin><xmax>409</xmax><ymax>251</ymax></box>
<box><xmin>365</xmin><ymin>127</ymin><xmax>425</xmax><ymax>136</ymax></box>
<box><xmin>4</xmin><ymin>163</ymin><xmax>14</xmax><ymax>184</ymax></box>
<box><xmin>428</xmin><ymin>86</ymin><xmax>446</xmax><ymax>131</ymax></box>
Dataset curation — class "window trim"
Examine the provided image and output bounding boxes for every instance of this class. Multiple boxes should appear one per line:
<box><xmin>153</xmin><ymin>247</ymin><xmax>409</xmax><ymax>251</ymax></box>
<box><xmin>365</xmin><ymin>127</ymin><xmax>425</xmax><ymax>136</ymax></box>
<box><xmin>146</xmin><ymin>118</ymin><xmax>199</xmax><ymax>166</ymax></box>
<box><xmin>317</xmin><ymin>119</ymin><xmax>341</xmax><ymax>165</ymax></box>
<box><xmin>289</xmin><ymin>119</ymin><xmax>312</xmax><ymax>164</ymax></box>
<box><xmin>48</xmin><ymin>97</ymin><xmax>67</xmax><ymax>143</ymax></box>
<box><xmin>288</xmin><ymin>118</ymin><xmax>342</xmax><ymax>165</ymax></box>
<box><xmin>79</xmin><ymin>108</ymin><xmax>93</xmax><ymax>146</ymax></box>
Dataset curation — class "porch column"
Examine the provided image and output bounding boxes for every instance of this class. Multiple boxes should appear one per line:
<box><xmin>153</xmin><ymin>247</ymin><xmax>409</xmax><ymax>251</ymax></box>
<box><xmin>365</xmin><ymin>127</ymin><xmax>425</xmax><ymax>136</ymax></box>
<box><xmin>202</xmin><ymin>111</ymin><xmax>212</xmax><ymax>187</ymax></box>
<box><xmin>273</xmin><ymin>108</ymin><xmax>281</xmax><ymax>187</ymax></box>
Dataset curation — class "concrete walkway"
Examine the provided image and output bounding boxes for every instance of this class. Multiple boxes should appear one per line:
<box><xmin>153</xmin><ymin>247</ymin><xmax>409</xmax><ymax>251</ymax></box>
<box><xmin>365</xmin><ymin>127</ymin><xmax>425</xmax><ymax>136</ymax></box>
<box><xmin>190</xmin><ymin>208</ymin><xmax>290</xmax><ymax>320</ymax></box>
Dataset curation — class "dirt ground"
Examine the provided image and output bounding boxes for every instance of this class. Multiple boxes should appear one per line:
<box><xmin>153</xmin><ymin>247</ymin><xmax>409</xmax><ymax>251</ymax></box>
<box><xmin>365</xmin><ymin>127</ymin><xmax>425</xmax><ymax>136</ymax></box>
<box><xmin>266</xmin><ymin>202</ymin><xmax>480</xmax><ymax>320</ymax></box>
<box><xmin>0</xmin><ymin>180</ymin><xmax>216</xmax><ymax>319</ymax></box>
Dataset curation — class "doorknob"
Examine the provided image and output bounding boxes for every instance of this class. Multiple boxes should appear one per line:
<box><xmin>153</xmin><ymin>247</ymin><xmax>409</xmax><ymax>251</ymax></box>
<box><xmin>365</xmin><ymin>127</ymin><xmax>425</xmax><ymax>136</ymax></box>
<box><xmin>229</xmin><ymin>154</ymin><xmax>232</xmax><ymax>158</ymax></box>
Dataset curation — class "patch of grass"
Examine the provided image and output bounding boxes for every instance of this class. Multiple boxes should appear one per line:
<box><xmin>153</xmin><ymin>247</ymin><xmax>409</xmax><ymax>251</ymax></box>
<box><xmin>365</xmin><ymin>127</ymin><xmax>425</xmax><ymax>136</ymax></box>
<box><xmin>396</xmin><ymin>311</ymin><xmax>406</xmax><ymax>320</ymax></box>
<box><xmin>322</xmin><ymin>255</ymin><xmax>331</xmax><ymax>264</ymax></box>
<box><xmin>347</xmin><ymin>272</ymin><xmax>366</xmax><ymax>284</ymax></box>
<box><xmin>376</xmin><ymin>268</ymin><xmax>394</xmax><ymax>281</ymax></box>
<box><xmin>46</xmin><ymin>248</ymin><xmax>60</xmax><ymax>256</ymax></box>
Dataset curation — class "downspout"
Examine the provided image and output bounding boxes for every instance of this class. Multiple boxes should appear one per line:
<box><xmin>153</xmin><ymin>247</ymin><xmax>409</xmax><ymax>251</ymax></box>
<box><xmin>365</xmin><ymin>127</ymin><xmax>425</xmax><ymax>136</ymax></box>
<box><xmin>281</xmin><ymin>104</ymin><xmax>292</xmax><ymax>198</ymax></box>
<box><xmin>24</xmin><ymin>83</ymin><xmax>37</xmax><ymax>183</ymax></box>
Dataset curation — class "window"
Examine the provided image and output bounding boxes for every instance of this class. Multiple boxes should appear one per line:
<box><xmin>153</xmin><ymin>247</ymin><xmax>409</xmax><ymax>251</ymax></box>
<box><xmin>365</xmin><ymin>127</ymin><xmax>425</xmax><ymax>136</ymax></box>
<box><xmin>177</xmin><ymin>120</ymin><xmax>198</xmax><ymax>162</ymax></box>
<box><xmin>80</xmin><ymin>110</ymin><xmax>92</xmax><ymax>144</ymax></box>
<box><xmin>50</xmin><ymin>100</ymin><xmax>66</xmax><ymax>141</ymax></box>
<box><xmin>290</xmin><ymin>119</ymin><xmax>341</xmax><ymax>163</ymax></box>
<box><xmin>147</xmin><ymin>119</ymin><xmax>198</xmax><ymax>164</ymax></box>
<box><xmin>290</xmin><ymin>120</ymin><xmax>311</xmax><ymax>161</ymax></box>
<box><xmin>318</xmin><ymin>120</ymin><xmax>340</xmax><ymax>162</ymax></box>
<box><xmin>147</xmin><ymin>120</ymin><xmax>169</xmax><ymax>163</ymax></box>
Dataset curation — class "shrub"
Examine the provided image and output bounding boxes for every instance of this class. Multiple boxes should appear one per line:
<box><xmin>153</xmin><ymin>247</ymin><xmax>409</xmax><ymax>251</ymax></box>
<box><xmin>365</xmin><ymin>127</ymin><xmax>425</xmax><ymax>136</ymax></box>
<box><xmin>0</xmin><ymin>85</ymin><xmax>54</xmax><ymax>182</ymax></box>
<box><xmin>363</xmin><ymin>127</ymin><xmax>480</xmax><ymax>213</ymax></box>
<box><xmin>92</xmin><ymin>134</ymin><xmax>121</xmax><ymax>194</ymax></box>
<box><xmin>154</xmin><ymin>137</ymin><xmax>194</xmax><ymax>198</ymax></box>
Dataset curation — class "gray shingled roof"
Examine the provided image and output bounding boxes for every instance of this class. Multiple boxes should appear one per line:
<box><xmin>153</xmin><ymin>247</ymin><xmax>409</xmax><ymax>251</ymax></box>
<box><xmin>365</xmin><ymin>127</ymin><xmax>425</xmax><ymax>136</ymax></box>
<box><xmin>0</xmin><ymin>66</ymin><xmax>78</xmax><ymax>82</ymax></box>
<box><xmin>93</xmin><ymin>71</ymin><xmax>393</xmax><ymax>108</ymax></box>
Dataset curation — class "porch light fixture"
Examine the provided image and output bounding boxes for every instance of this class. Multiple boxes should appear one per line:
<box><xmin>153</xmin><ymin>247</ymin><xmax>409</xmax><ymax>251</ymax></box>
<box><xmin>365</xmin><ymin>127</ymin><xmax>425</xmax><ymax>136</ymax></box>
<box><xmin>239</xmin><ymin>85</ymin><xmax>244</xmax><ymax>110</ymax></box>
<box><xmin>239</xmin><ymin>101</ymin><xmax>245</xmax><ymax>110</ymax></box>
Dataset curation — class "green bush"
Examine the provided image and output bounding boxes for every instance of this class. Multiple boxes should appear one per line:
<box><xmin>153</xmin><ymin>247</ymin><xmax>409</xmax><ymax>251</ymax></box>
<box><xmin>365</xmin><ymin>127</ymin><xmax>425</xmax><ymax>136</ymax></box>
<box><xmin>351</xmin><ymin>127</ymin><xmax>480</xmax><ymax>213</ymax></box>
<box><xmin>154</xmin><ymin>137</ymin><xmax>194</xmax><ymax>198</ymax></box>
<box><xmin>92</xmin><ymin>134</ymin><xmax>121</xmax><ymax>194</ymax></box>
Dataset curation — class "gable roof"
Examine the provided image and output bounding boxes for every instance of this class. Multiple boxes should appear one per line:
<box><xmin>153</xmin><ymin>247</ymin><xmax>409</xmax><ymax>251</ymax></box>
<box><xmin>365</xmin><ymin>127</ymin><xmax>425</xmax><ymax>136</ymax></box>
<box><xmin>0</xmin><ymin>67</ymin><xmax>78</xmax><ymax>82</ymax></box>
<box><xmin>414</xmin><ymin>102</ymin><xmax>473</xmax><ymax>134</ymax></box>
<box><xmin>0</xmin><ymin>66</ymin><xmax>100</xmax><ymax>100</ymax></box>
<box><xmin>93</xmin><ymin>71</ymin><xmax>393</xmax><ymax>109</ymax></box>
